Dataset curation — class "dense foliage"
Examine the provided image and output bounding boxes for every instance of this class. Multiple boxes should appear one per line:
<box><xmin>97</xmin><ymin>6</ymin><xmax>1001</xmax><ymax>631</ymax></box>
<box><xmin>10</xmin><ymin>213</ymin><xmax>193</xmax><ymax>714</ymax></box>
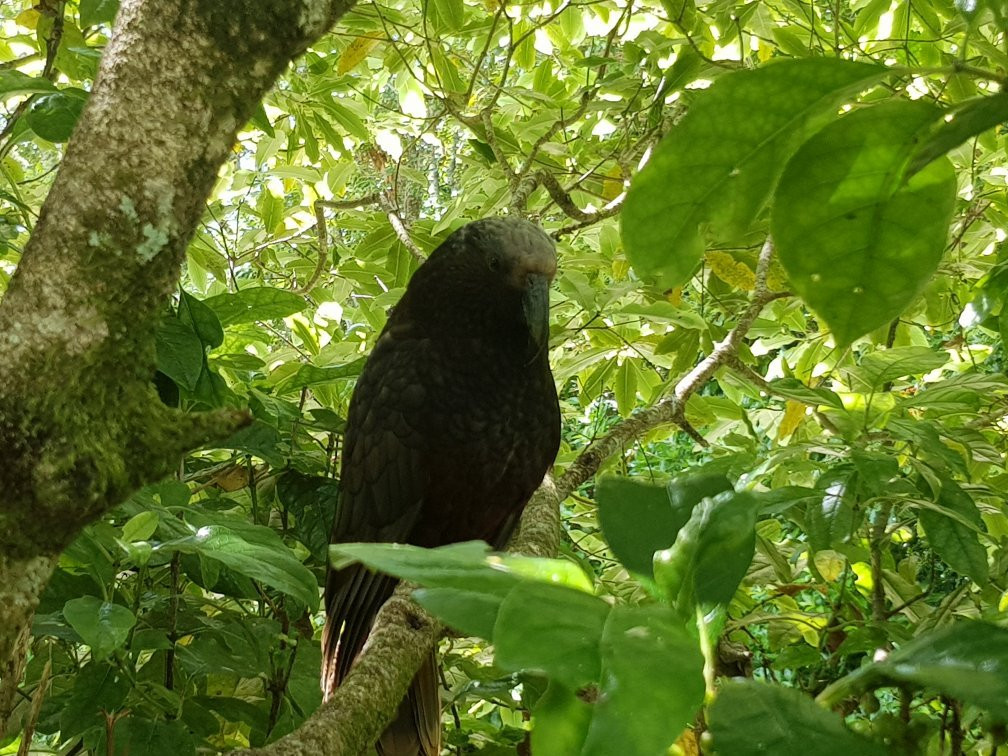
<box><xmin>2</xmin><ymin>0</ymin><xmax>1008</xmax><ymax>753</ymax></box>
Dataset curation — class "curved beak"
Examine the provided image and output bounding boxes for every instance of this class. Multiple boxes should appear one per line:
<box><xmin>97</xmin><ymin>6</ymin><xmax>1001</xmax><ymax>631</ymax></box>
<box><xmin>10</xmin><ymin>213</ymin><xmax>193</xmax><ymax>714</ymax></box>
<box><xmin>522</xmin><ymin>273</ymin><xmax>551</xmax><ymax>350</ymax></box>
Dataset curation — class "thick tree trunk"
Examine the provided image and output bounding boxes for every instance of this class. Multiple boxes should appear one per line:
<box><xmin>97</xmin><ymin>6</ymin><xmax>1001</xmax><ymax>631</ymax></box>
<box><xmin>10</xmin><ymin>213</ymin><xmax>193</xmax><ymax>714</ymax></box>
<box><xmin>0</xmin><ymin>0</ymin><xmax>354</xmax><ymax>704</ymax></box>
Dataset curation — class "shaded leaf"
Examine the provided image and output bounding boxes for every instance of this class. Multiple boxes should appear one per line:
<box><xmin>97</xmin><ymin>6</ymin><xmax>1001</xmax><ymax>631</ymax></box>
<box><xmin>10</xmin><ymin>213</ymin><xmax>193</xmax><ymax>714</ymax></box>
<box><xmin>27</xmin><ymin>88</ymin><xmax>88</xmax><ymax>142</ymax></box>
<box><xmin>582</xmin><ymin>605</ymin><xmax>704</xmax><ymax>756</ymax></box>
<box><xmin>654</xmin><ymin>490</ymin><xmax>757</xmax><ymax>614</ymax></box>
<box><xmin>155</xmin><ymin>318</ymin><xmax>204</xmax><ymax>392</ymax></box>
<box><xmin>494</xmin><ymin>581</ymin><xmax>610</xmax><ymax>689</ymax></box>
<box><xmin>710</xmin><ymin>681</ymin><xmax>890</xmax><ymax>756</ymax></box>
<box><xmin>62</xmin><ymin>597</ymin><xmax>136</xmax><ymax>661</ymax></box>
<box><xmin>204</xmin><ymin>287</ymin><xmax>306</xmax><ymax>326</ymax></box>
<box><xmin>623</xmin><ymin>59</ymin><xmax>885</xmax><ymax>286</ymax></box>
<box><xmin>773</xmin><ymin>101</ymin><xmax>956</xmax><ymax>346</ymax></box>
<box><xmin>158</xmin><ymin>523</ymin><xmax>319</xmax><ymax>609</ymax></box>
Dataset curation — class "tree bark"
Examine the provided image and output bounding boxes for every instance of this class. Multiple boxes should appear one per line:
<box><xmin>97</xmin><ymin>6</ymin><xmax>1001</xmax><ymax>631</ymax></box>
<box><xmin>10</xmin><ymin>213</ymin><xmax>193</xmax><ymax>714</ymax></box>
<box><xmin>0</xmin><ymin>0</ymin><xmax>356</xmax><ymax>711</ymax></box>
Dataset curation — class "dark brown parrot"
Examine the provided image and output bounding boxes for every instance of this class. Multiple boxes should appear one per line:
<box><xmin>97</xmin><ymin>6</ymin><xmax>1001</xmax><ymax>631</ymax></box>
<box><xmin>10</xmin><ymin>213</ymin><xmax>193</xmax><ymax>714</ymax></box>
<box><xmin>322</xmin><ymin>217</ymin><xmax>561</xmax><ymax>755</ymax></box>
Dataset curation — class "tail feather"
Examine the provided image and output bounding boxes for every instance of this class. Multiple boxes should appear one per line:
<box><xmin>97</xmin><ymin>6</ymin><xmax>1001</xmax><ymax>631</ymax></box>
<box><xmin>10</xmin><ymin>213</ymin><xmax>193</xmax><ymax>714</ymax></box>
<box><xmin>376</xmin><ymin>651</ymin><xmax>441</xmax><ymax>756</ymax></box>
<box><xmin>322</xmin><ymin>565</ymin><xmax>441</xmax><ymax>755</ymax></box>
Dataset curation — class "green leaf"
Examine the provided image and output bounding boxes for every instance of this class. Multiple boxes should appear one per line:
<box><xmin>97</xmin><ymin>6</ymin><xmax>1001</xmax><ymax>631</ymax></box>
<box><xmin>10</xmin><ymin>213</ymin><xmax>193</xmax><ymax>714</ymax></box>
<box><xmin>155</xmin><ymin>318</ymin><xmax>205</xmax><ymax>392</ymax></box>
<box><xmin>113</xmin><ymin>718</ymin><xmax>196</xmax><ymax>756</ymax></box>
<box><xmin>846</xmin><ymin>346</ymin><xmax>949</xmax><ymax>393</ymax></box>
<box><xmin>27</xmin><ymin>88</ymin><xmax>88</xmax><ymax>143</ymax></box>
<box><xmin>772</xmin><ymin>101</ymin><xmax>957</xmax><ymax>346</ymax></box>
<box><xmin>493</xmin><ymin>581</ymin><xmax>610</xmax><ymax>689</ymax></box>
<box><xmin>899</xmin><ymin>372</ymin><xmax>1008</xmax><ymax>410</ymax></box>
<box><xmin>430</xmin><ymin>46</ymin><xmax>466</xmax><ymax>94</ymax></box>
<box><xmin>257</xmin><ymin>190</ymin><xmax>285</xmax><ymax>236</ymax></box>
<box><xmin>805</xmin><ymin>473</ymin><xmax>855</xmax><ymax>552</ymax></box>
<box><xmin>324</xmin><ymin>100</ymin><xmax>369</xmax><ymax>140</ymax></box>
<box><xmin>429</xmin><ymin>0</ymin><xmax>465</xmax><ymax>32</ymax></box>
<box><xmin>273</xmin><ymin>358</ymin><xmax>366</xmax><ymax>394</ymax></box>
<box><xmin>918</xmin><ymin>476</ymin><xmax>988</xmax><ymax>584</ymax></box>
<box><xmin>79</xmin><ymin>0</ymin><xmax>120</xmax><ymax>27</ymax></box>
<box><xmin>582</xmin><ymin>605</ymin><xmax>704</xmax><ymax>756</ymax></box>
<box><xmin>654</xmin><ymin>490</ymin><xmax>757</xmax><ymax>614</ymax></box>
<box><xmin>598</xmin><ymin>477</ymin><xmax>684</xmax><ymax>578</ymax></box>
<box><xmin>530</xmin><ymin>682</ymin><xmax>592</xmax><ymax>756</ymax></box>
<box><xmin>121</xmin><ymin>510</ymin><xmax>159</xmax><ymax>543</ymax></box>
<box><xmin>622</xmin><ymin>59</ymin><xmax>885</xmax><ymax>286</ymax></box>
<box><xmin>276</xmin><ymin>471</ymin><xmax>340</xmax><ymax>562</ymax></box>
<box><xmin>179</xmin><ymin>290</ymin><xmax>224</xmax><ymax>349</ymax></box>
<box><xmin>613</xmin><ymin>359</ymin><xmax>637</xmax><ymax>416</ymax></box>
<box><xmin>329</xmin><ymin>541</ymin><xmax>592</xmax><ymax>597</ymax></box>
<box><xmin>0</xmin><ymin>70</ymin><xmax>59</xmax><ymax>99</ymax></box>
<box><xmin>768</xmin><ymin>377</ymin><xmax>844</xmax><ymax>410</ymax></box>
<box><xmin>158</xmin><ymin>523</ymin><xmax>319</xmax><ymax>609</ymax></box>
<box><xmin>597</xmin><ymin>474</ymin><xmax>732</xmax><ymax>578</ymax></box>
<box><xmin>908</xmin><ymin>92</ymin><xmax>1008</xmax><ymax>177</ymax></box>
<box><xmin>60</xmin><ymin>663</ymin><xmax>130</xmax><ymax>738</ymax></box>
<box><xmin>413</xmin><ymin>587</ymin><xmax>503</xmax><ymax>640</ymax></box>
<box><xmin>62</xmin><ymin>597</ymin><xmax>136</xmax><ymax>661</ymax></box>
<box><xmin>710</xmin><ymin>681</ymin><xmax>890</xmax><ymax>756</ymax></box>
<box><xmin>204</xmin><ymin>286</ymin><xmax>306</xmax><ymax>326</ymax></box>
<box><xmin>820</xmin><ymin>622</ymin><xmax>1008</xmax><ymax>720</ymax></box>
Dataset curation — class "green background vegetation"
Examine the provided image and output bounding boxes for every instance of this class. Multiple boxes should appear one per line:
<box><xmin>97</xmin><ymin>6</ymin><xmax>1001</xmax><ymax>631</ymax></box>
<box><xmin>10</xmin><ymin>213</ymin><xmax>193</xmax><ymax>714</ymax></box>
<box><xmin>2</xmin><ymin>0</ymin><xmax>1008</xmax><ymax>753</ymax></box>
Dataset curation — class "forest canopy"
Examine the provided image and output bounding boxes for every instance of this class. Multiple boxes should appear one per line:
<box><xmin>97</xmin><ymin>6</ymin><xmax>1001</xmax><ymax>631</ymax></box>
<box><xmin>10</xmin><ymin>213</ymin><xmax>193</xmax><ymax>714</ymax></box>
<box><xmin>1</xmin><ymin>0</ymin><xmax>1008</xmax><ymax>754</ymax></box>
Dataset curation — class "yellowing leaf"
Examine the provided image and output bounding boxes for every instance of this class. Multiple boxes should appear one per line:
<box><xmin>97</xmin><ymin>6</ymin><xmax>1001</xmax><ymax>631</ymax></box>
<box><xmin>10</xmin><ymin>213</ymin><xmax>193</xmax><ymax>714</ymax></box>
<box><xmin>611</xmin><ymin>258</ymin><xmax>629</xmax><ymax>280</ymax></box>
<box><xmin>675</xmin><ymin>728</ymin><xmax>701</xmax><ymax>756</ymax></box>
<box><xmin>707</xmin><ymin>250</ymin><xmax>756</xmax><ymax>291</ymax></box>
<box><xmin>15</xmin><ymin>9</ymin><xmax>39</xmax><ymax>29</ymax></box>
<box><xmin>601</xmin><ymin>163</ymin><xmax>624</xmax><ymax>202</ymax></box>
<box><xmin>777</xmin><ymin>400</ymin><xmax>806</xmax><ymax>440</ymax></box>
<box><xmin>813</xmin><ymin>549</ymin><xmax>847</xmax><ymax>582</ymax></box>
<box><xmin>665</xmin><ymin>287</ymin><xmax>683</xmax><ymax>306</ymax></box>
<box><xmin>337</xmin><ymin>36</ymin><xmax>380</xmax><ymax>75</ymax></box>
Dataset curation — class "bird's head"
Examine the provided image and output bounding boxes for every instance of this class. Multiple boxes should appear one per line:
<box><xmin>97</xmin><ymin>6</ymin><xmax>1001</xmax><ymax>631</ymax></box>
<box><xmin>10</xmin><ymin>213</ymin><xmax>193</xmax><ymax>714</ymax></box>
<box><xmin>412</xmin><ymin>217</ymin><xmax>557</xmax><ymax>352</ymax></box>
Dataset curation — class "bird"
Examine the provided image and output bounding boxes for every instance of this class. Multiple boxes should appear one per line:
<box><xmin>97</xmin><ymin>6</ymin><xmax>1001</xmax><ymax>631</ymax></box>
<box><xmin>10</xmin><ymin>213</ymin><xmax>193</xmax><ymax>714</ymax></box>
<box><xmin>321</xmin><ymin>216</ymin><xmax>561</xmax><ymax>755</ymax></box>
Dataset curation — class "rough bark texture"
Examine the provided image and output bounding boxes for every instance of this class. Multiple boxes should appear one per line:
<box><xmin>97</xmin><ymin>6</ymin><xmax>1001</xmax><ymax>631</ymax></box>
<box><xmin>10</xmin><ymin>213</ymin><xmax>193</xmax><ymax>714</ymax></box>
<box><xmin>0</xmin><ymin>0</ymin><xmax>356</xmax><ymax>711</ymax></box>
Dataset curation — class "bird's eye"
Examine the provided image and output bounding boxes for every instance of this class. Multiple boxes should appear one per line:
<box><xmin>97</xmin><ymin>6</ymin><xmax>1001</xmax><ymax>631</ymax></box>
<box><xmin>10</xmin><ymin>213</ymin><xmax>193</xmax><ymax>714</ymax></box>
<box><xmin>488</xmin><ymin>254</ymin><xmax>501</xmax><ymax>272</ymax></box>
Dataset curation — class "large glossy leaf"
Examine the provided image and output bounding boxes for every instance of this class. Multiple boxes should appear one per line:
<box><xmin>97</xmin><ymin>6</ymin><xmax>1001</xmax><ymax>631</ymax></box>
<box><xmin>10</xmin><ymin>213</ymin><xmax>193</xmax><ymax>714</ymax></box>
<box><xmin>329</xmin><ymin>541</ymin><xmax>592</xmax><ymax>596</ymax></box>
<box><xmin>582</xmin><ymin>606</ymin><xmax>704</xmax><ymax>756</ymax></box>
<box><xmin>158</xmin><ymin>523</ymin><xmax>319</xmax><ymax>609</ymax></box>
<box><xmin>772</xmin><ymin>101</ymin><xmax>957</xmax><ymax>346</ymax></box>
<box><xmin>27</xmin><ymin>89</ymin><xmax>88</xmax><ymax>142</ymax></box>
<box><xmin>844</xmin><ymin>346</ymin><xmax>949</xmax><ymax>393</ymax></box>
<box><xmin>623</xmin><ymin>59</ymin><xmax>885</xmax><ymax>286</ymax></box>
<box><xmin>494</xmin><ymin>581</ymin><xmax>610</xmax><ymax>689</ymax></box>
<box><xmin>179</xmin><ymin>290</ymin><xmax>223</xmax><ymax>349</ymax></box>
<box><xmin>113</xmin><ymin>718</ymin><xmax>196</xmax><ymax>756</ymax></box>
<box><xmin>204</xmin><ymin>287</ymin><xmax>307</xmax><ymax>325</ymax></box>
<box><xmin>0</xmin><ymin>70</ymin><xmax>58</xmax><ymax>98</ymax></box>
<box><xmin>908</xmin><ymin>91</ymin><xmax>1008</xmax><ymax>176</ymax></box>
<box><xmin>273</xmin><ymin>358</ymin><xmax>366</xmax><ymax>394</ymax></box>
<box><xmin>62</xmin><ymin>597</ymin><xmax>136</xmax><ymax>661</ymax></box>
<box><xmin>819</xmin><ymin>622</ymin><xmax>1008</xmax><ymax>719</ymax></box>
<box><xmin>654</xmin><ymin>490</ymin><xmax>757</xmax><ymax>614</ymax></box>
<box><xmin>918</xmin><ymin>476</ymin><xmax>988</xmax><ymax>584</ymax></box>
<box><xmin>710</xmin><ymin>681</ymin><xmax>891</xmax><ymax>756</ymax></box>
<box><xmin>155</xmin><ymin>318</ymin><xmax>204</xmax><ymax>391</ymax></box>
<box><xmin>597</xmin><ymin>474</ymin><xmax>732</xmax><ymax>578</ymax></box>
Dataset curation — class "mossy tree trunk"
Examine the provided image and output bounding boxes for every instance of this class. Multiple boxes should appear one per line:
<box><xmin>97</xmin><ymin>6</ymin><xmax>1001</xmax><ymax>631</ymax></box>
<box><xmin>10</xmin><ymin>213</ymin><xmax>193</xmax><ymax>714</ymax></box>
<box><xmin>0</xmin><ymin>0</ymin><xmax>355</xmax><ymax>723</ymax></box>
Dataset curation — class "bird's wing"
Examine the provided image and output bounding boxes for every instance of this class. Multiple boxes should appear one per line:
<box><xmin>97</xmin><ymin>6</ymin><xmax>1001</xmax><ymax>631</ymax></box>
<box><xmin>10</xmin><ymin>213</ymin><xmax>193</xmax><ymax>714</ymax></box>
<box><xmin>322</xmin><ymin>327</ymin><xmax>432</xmax><ymax>693</ymax></box>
